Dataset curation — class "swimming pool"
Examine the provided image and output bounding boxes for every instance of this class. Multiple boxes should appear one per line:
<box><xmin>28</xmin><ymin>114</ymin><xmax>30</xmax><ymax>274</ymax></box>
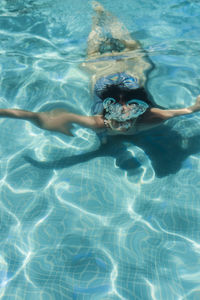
<box><xmin>0</xmin><ymin>0</ymin><xmax>200</xmax><ymax>299</ymax></box>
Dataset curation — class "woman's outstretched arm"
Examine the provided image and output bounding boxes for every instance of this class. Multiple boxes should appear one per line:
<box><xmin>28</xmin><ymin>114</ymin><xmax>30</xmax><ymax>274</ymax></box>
<box><xmin>137</xmin><ymin>95</ymin><xmax>200</xmax><ymax>131</ymax></box>
<box><xmin>141</xmin><ymin>95</ymin><xmax>200</xmax><ymax>125</ymax></box>
<box><xmin>0</xmin><ymin>108</ymin><xmax>105</xmax><ymax>136</ymax></box>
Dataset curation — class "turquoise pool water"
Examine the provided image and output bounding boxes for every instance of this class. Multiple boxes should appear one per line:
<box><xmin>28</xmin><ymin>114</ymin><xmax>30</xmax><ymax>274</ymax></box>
<box><xmin>0</xmin><ymin>0</ymin><xmax>200</xmax><ymax>299</ymax></box>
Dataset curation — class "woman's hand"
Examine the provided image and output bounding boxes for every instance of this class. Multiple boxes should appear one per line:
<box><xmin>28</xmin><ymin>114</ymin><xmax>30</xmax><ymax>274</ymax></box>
<box><xmin>188</xmin><ymin>95</ymin><xmax>200</xmax><ymax>113</ymax></box>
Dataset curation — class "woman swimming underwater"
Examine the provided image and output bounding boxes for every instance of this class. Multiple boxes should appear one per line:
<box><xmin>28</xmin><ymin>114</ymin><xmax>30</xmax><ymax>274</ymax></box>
<box><xmin>0</xmin><ymin>1</ymin><xmax>200</xmax><ymax>143</ymax></box>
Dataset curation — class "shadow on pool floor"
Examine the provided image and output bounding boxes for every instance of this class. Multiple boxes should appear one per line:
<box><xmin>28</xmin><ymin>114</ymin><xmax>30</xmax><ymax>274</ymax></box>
<box><xmin>23</xmin><ymin>124</ymin><xmax>200</xmax><ymax>178</ymax></box>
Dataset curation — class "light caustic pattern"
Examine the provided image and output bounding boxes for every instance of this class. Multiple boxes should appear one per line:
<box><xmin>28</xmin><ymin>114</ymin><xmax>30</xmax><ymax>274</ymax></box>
<box><xmin>0</xmin><ymin>0</ymin><xmax>200</xmax><ymax>299</ymax></box>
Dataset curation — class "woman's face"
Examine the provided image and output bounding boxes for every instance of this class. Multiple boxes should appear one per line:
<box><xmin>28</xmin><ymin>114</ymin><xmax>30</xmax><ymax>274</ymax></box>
<box><xmin>117</xmin><ymin>93</ymin><xmax>135</xmax><ymax>117</ymax></box>
<box><xmin>108</xmin><ymin>96</ymin><xmax>135</xmax><ymax>131</ymax></box>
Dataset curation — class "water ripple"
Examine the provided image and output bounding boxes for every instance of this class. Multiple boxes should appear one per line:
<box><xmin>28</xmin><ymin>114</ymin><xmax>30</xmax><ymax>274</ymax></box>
<box><xmin>0</xmin><ymin>0</ymin><xmax>200</xmax><ymax>299</ymax></box>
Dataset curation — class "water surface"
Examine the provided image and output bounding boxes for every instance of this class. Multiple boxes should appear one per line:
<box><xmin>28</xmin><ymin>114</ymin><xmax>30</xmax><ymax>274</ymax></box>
<box><xmin>0</xmin><ymin>0</ymin><xmax>200</xmax><ymax>299</ymax></box>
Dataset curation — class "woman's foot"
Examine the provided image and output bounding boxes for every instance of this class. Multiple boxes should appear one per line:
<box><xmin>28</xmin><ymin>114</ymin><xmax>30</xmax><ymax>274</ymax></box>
<box><xmin>92</xmin><ymin>1</ymin><xmax>105</xmax><ymax>13</ymax></box>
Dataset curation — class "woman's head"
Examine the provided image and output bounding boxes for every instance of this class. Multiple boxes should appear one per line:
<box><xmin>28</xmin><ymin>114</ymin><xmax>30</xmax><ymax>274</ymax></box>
<box><xmin>99</xmin><ymin>81</ymin><xmax>153</xmax><ymax>131</ymax></box>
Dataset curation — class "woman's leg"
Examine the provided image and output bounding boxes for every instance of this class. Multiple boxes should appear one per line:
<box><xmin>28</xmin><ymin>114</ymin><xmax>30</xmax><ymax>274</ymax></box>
<box><xmin>87</xmin><ymin>1</ymin><xmax>140</xmax><ymax>58</ymax></box>
<box><xmin>87</xmin><ymin>2</ymin><xmax>108</xmax><ymax>57</ymax></box>
<box><xmin>84</xmin><ymin>2</ymin><xmax>153</xmax><ymax>87</ymax></box>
